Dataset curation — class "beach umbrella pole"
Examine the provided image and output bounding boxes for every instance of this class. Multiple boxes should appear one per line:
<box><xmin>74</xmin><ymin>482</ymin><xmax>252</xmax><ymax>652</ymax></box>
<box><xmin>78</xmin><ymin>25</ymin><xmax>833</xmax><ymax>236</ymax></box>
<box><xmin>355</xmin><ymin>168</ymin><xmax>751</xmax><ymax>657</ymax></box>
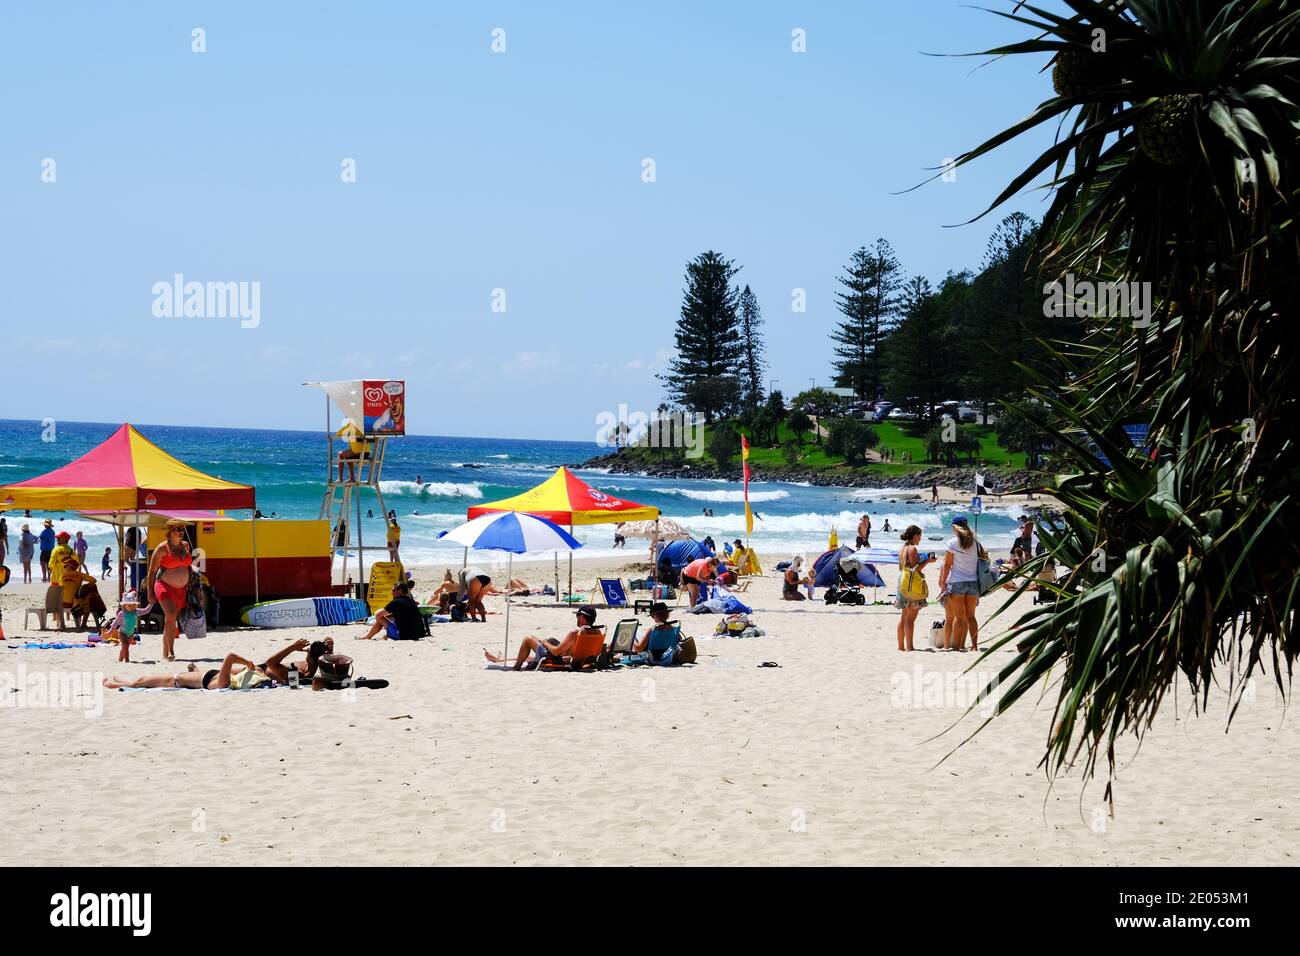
<box><xmin>504</xmin><ymin>553</ymin><xmax>512</xmax><ymax>663</ymax></box>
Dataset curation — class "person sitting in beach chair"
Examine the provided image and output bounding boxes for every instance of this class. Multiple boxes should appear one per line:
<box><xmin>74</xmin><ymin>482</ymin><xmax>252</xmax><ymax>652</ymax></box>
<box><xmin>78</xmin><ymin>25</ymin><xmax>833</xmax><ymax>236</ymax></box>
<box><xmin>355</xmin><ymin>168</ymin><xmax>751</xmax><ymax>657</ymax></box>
<box><xmin>483</xmin><ymin>605</ymin><xmax>604</xmax><ymax>671</ymax></box>
<box><xmin>359</xmin><ymin>582</ymin><xmax>425</xmax><ymax>640</ymax></box>
<box><xmin>1031</xmin><ymin>559</ymin><xmax>1060</xmax><ymax>603</ymax></box>
<box><xmin>60</xmin><ymin>555</ymin><xmax>100</xmax><ymax>630</ymax></box>
<box><xmin>629</xmin><ymin>604</ymin><xmax>694</xmax><ymax>665</ymax></box>
<box><xmin>632</xmin><ymin>603</ymin><xmax>674</xmax><ymax>653</ymax></box>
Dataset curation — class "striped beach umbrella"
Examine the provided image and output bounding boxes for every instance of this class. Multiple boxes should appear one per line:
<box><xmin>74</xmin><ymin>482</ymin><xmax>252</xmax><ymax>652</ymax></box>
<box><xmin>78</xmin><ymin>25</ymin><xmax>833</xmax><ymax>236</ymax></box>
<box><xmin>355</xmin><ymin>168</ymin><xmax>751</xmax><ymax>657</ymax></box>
<box><xmin>441</xmin><ymin>511</ymin><xmax>583</xmax><ymax>661</ymax></box>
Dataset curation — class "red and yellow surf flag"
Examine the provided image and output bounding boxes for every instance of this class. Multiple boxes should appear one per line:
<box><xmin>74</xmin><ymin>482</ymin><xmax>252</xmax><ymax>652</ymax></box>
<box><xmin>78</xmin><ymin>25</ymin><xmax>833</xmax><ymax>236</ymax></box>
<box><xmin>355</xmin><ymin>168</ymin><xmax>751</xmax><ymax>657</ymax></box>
<box><xmin>741</xmin><ymin>435</ymin><xmax>753</xmax><ymax>537</ymax></box>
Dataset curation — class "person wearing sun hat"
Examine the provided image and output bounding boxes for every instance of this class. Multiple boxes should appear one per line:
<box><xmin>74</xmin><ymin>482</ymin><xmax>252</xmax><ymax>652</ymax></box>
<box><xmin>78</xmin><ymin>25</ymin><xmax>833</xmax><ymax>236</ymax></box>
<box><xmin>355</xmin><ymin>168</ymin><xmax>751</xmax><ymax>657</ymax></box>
<box><xmin>38</xmin><ymin>519</ymin><xmax>56</xmax><ymax>582</ymax></box>
<box><xmin>18</xmin><ymin>523</ymin><xmax>38</xmax><ymax>583</ymax></box>
<box><xmin>42</xmin><ymin>530</ymin><xmax>76</xmax><ymax>630</ymax></box>
<box><xmin>936</xmin><ymin>514</ymin><xmax>989</xmax><ymax>653</ymax></box>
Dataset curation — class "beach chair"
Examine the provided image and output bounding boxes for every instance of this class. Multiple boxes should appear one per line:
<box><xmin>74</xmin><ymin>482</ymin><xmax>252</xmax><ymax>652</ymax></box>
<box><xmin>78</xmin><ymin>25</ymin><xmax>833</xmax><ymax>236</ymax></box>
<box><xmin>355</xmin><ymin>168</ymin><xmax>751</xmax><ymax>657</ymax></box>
<box><xmin>539</xmin><ymin>626</ymin><xmax>607</xmax><ymax>672</ymax></box>
<box><xmin>607</xmin><ymin>618</ymin><xmax>639</xmax><ymax>659</ymax></box>
<box><xmin>638</xmin><ymin>623</ymin><xmax>682</xmax><ymax>665</ymax></box>
<box><xmin>596</xmin><ymin>578</ymin><xmax>629</xmax><ymax>609</ymax></box>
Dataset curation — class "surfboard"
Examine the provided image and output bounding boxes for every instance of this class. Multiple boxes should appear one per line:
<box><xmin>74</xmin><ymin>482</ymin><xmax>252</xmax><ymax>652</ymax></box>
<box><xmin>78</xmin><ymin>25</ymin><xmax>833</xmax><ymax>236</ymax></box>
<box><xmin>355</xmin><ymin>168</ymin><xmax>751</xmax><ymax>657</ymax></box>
<box><xmin>239</xmin><ymin>596</ymin><xmax>370</xmax><ymax>628</ymax></box>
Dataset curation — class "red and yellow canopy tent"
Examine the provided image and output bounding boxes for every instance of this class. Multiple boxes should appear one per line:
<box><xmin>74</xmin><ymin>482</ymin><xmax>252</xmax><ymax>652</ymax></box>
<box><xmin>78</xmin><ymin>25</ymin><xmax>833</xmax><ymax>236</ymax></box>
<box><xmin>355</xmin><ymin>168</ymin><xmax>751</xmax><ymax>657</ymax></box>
<box><xmin>466</xmin><ymin>466</ymin><xmax>659</xmax><ymax>596</ymax></box>
<box><xmin>0</xmin><ymin>423</ymin><xmax>258</xmax><ymax>598</ymax></box>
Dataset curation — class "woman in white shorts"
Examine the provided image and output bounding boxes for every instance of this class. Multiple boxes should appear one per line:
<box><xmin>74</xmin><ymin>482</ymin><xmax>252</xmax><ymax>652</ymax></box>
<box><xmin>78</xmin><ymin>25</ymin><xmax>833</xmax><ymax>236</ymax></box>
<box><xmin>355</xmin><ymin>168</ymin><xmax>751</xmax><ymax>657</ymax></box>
<box><xmin>937</xmin><ymin>515</ymin><xmax>987</xmax><ymax>651</ymax></box>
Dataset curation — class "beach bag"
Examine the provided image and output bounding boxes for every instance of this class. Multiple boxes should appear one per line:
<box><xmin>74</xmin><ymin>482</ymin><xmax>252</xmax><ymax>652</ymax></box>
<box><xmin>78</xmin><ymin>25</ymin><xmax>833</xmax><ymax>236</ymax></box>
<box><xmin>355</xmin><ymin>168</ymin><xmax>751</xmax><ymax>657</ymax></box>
<box><xmin>179</xmin><ymin>608</ymin><xmax>207</xmax><ymax>640</ymax></box>
<box><xmin>675</xmin><ymin>636</ymin><xmax>698</xmax><ymax>664</ymax></box>
<box><xmin>898</xmin><ymin>552</ymin><xmax>929</xmax><ymax>601</ymax></box>
<box><xmin>316</xmin><ymin>653</ymin><xmax>355</xmax><ymax>684</ymax></box>
<box><xmin>976</xmin><ymin>544</ymin><xmax>998</xmax><ymax>595</ymax></box>
<box><xmin>715</xmin><ymin>614</ymin><xmax>753</xmax><ymax>636</ymax></box>
<box><xmin>450</xmin><ymin>603</ymin><xmax>467</xmax><ymax>623</ymax></box>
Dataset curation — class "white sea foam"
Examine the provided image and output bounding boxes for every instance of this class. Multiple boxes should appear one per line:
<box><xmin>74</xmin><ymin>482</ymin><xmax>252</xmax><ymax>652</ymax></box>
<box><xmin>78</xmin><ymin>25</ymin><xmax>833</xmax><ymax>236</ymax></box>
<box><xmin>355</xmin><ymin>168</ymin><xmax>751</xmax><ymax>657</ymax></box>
<box><xmin>653</xmin><ymin>487</ymin><xmax>790</xmax><ymax>503</ymax></box>
<box><xmin>377</xmin><ymin>480</ymin><xmax>483</xmax><ymax>498</ymax></box>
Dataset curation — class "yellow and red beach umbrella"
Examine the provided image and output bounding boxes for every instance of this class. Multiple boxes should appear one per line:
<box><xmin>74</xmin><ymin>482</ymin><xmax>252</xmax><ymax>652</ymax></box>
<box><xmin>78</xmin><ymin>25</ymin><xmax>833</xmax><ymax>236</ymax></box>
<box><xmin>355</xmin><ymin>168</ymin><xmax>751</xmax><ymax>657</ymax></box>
<box><xmin>466</xmin><ymin>466</ymin><xmax>657</xmax><ymax>525</ymax></box>
<box><xmin>0</xmin><ymin>423</ymin><xmax>255</xmax><ymax>512</ymax></box>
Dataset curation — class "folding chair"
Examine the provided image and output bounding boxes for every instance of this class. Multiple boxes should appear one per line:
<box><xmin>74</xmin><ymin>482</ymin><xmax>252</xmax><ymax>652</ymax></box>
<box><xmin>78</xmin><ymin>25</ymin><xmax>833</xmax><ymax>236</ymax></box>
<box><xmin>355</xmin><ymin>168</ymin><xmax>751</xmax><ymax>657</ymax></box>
<box><xmin>608</xmin><ymin>618</ymin><xmax>640</xmax><ymax>659</ymax></box>
<box><xmin>644</xmin><ymin>623</ymin><xmax>682</xmax><ymax>664</ymax></box>
<box><xmin>539</xmin><ymin>626</ymin><xmax>607</xmax><ymax>672</ymax></box>
<box><xmin>596</xmin><ymin>578</ymin><xmax>629</xmax><ymax>609</ymax></box>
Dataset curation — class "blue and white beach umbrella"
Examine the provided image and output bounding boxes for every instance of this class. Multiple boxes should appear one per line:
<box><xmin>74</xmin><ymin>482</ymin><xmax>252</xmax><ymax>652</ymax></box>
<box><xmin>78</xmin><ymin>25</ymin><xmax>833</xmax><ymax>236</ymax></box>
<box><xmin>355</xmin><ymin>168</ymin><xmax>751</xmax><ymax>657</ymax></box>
<box><xmin>441</xmin><ymin>511</ymin><xmax>583</xmax><ymax>660</ymax></box>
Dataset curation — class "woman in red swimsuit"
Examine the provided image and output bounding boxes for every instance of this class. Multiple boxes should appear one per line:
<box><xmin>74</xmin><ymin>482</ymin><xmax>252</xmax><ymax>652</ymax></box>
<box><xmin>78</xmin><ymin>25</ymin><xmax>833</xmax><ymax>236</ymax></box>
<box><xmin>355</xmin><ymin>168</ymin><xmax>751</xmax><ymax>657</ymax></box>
<box><xmin>142</xmin><ymin>518</ymin><xmax>193</xmax><ymax>661</ymax></box>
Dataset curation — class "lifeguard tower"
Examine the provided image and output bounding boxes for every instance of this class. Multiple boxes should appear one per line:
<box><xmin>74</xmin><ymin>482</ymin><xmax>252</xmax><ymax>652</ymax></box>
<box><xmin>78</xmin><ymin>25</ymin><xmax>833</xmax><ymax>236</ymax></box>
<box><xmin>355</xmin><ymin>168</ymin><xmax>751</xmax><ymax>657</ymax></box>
<box><xmin>305</xmin><ymin>380</ymin><xmax>406</xmax><ymax>588</ymax></box>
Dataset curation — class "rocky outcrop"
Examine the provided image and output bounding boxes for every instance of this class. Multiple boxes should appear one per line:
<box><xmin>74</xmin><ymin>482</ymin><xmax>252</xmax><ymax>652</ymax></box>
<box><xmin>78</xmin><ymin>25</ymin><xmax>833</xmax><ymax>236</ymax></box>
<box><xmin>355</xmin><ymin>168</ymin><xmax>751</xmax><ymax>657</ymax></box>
<box><xmin>575</xmin><ymin>451</ymin><xmax>1047</xmax><ymax>494</ymax></box>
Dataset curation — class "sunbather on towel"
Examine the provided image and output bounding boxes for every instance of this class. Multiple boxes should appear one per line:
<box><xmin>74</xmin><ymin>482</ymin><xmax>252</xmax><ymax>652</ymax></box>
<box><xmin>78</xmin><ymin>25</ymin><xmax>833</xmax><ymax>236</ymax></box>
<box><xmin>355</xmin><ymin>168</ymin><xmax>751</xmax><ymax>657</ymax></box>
<box><xmin>103</xmin><ymin>653</ymin><xmax>264</xmax><ymax>691</ymax></box>
<box><xmin>259</xmin><ymin>637</ymin><xmax>331</xmax><ymax>683</ymax></box>
<box><xmin>483</xmin><ymin>605</ymin><xmax>600</xmax><ymax>670</ymax></box>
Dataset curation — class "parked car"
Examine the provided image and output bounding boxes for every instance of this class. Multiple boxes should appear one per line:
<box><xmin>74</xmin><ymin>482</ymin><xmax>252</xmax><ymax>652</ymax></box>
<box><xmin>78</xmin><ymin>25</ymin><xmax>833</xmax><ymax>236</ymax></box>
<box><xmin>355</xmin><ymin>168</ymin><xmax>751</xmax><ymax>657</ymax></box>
<box><xmin>887</xmin><ymin>407</ymin><xmax>916</xmax><ymax>422</ymax></box>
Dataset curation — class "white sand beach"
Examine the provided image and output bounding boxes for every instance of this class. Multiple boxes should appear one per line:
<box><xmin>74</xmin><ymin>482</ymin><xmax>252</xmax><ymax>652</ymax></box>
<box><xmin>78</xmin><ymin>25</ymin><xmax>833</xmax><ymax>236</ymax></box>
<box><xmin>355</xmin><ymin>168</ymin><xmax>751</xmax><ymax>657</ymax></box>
<box><xmin>1</xmin><ymin>553</ymin><xmax>1293</xmax><ymax>867</ymax></box>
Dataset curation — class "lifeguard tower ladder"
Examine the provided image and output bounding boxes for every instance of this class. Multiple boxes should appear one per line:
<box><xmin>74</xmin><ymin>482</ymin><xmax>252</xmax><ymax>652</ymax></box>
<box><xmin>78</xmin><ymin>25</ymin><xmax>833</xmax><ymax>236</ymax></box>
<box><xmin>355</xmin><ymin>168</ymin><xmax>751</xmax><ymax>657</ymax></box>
<box><xmin>305</xmin><ymin>380</ymin><xmax>406</xmax><ymax>589</ymax></box>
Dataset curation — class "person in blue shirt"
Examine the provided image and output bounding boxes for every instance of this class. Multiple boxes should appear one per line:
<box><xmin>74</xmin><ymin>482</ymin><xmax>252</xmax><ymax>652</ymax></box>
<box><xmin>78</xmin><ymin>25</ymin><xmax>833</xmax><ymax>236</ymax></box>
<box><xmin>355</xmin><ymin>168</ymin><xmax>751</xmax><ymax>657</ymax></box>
<box><xmin>38</xmin><ymin>520</ymin><xmax>57</xmax><ymax>582</ymax></box>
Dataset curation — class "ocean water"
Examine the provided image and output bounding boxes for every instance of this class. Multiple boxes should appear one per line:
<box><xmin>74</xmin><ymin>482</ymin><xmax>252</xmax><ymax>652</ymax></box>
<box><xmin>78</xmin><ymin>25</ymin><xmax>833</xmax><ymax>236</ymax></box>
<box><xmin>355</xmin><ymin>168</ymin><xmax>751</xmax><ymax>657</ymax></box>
<box><xmin>0</xmin><ymin>419</ymin><xmax>1023</xmax><ymax>569</ymax></box>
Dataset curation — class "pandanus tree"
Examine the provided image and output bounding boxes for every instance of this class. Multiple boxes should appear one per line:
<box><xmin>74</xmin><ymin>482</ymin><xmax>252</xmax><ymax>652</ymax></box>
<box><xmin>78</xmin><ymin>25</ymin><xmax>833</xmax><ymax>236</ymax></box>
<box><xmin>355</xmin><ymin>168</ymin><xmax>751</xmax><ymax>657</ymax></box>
<box><xmin>938</xmin><ymin>1</ymin><xmax>1300</xmax><ymax>796</ymax></box>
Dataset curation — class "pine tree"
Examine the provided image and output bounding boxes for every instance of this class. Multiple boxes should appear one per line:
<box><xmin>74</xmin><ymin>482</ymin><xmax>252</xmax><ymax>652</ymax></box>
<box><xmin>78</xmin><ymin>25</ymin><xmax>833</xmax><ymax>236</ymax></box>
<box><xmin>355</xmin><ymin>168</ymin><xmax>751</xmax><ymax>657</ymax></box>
<box><xmin>660</xmin><ymin>251</ymin><xmax>744</xmax><ymax>422</ymax></box>
<box><xmin>830</xmin><ymin>239</ymin><xmax>903</xmax><ymax>400</ymax></box>
<box><xmin>736</xmin><ymin>285</ymin><xmax>766</xmax><ymax>412</ymax></box>
<box><xmin>883</xmin><ymin>274</ymin><xmax>959</xmax><ymax>424</ymax></box>
<box><xmin>966</xmin><ymin>213</ymin><xmax>1045</xmax><ymax>422</ymax></box>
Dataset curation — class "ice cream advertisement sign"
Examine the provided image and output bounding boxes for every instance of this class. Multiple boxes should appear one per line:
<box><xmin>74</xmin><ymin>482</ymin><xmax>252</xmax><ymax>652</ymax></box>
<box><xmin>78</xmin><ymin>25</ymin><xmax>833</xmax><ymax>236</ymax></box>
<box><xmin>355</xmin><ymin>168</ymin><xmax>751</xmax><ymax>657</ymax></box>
<box><xmin>363</xmin><ymin>380</ymin><xmax>405</xmax><ymax>435</ymax></box>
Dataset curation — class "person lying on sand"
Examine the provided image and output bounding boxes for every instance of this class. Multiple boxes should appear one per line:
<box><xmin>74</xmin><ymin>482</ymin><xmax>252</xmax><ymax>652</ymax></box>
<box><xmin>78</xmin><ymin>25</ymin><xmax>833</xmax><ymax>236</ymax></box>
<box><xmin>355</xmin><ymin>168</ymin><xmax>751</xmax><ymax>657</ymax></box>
<box><xmin>260</xmin><ymin>637</ymin><xmax>330</xmax><ymax>683</ymax></box>
<box><xmin>483</xmin><ymin>605</ymin><xmax>600</xmax><ymax>671</ymax></box>
<box><xmin>103</xmin><ymin>638</ymin><xmax>347</xmax><ymax>690</ymax></box>
<box><xmin>103</xmin><ymin>652</ymin><xmax>265</xmax><ymax>691</ymax></box>
<box><xmin>480</xmin><ymin>578</ymin><xmax>534</xmax><ymax>597</ymax></box>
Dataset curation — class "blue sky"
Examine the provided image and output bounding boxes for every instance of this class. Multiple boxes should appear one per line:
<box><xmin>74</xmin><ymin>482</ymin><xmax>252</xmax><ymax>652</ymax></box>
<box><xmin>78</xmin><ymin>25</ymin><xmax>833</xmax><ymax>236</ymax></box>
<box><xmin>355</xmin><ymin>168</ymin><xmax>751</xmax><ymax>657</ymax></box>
<box><xmin>3</xmin><ymin>1</ymin><xmax>1058</xmax><ymax>440</ymax></box>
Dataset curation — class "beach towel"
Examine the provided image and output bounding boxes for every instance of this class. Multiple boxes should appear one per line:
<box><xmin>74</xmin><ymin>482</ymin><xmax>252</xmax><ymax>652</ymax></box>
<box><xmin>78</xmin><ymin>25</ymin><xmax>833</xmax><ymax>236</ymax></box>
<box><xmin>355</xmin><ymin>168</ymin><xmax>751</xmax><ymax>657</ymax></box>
<box><xmin>687</xmin><ymin>598</ymin><xmax>728</xmax><ymax>614</ymax></box>
<box><xmin>16</xmin><ymin>641</ymin><xmax>96</xmax><ymax>649</ymax></box>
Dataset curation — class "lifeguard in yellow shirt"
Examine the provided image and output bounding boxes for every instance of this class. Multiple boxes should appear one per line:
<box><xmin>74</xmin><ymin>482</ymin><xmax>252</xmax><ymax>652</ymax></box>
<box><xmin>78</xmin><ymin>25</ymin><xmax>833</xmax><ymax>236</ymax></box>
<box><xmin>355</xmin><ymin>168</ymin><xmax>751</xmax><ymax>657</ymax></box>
<box><xmin>335</xmin><ymin>420</ymin><xmax>373</xmax><ymax>482</ymax></box>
